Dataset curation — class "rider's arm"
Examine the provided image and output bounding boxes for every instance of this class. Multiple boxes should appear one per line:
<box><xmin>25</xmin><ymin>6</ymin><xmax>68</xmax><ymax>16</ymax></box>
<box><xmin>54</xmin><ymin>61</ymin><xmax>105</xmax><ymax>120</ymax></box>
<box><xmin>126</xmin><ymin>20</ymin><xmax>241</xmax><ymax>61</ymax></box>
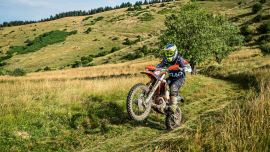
<box><xmin>156</xmin><ymin>58</ymin><xmax>167</xmax><ymax>69</ymax></box>
<box><xmin>177</xmin><ymin>56</ymin><xmax>186</xmax><ymax>75</ymax></box>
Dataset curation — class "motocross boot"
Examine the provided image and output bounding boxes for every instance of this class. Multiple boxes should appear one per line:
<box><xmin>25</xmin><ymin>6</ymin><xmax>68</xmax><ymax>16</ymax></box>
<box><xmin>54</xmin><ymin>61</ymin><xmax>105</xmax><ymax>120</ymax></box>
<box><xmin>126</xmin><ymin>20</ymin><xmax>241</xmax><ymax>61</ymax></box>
<box><xmin>167</xmin><ymin>96</ymin><xmax>178</xmax><ymax>114</ymax></box>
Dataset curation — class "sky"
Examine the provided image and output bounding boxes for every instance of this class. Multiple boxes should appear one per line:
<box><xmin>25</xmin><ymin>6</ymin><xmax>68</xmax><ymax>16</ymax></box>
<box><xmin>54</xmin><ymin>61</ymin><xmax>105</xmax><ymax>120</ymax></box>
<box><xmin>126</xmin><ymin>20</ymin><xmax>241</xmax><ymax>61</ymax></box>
<box><xmin>0</xmin><ymin>0</ymin><xmax>139</xmax><ymax>23</ymax></box>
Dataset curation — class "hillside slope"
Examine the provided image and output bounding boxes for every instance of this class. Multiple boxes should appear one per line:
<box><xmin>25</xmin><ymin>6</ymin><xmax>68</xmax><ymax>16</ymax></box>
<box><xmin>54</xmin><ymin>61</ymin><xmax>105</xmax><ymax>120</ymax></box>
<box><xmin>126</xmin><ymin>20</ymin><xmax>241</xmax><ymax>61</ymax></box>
<box><xmin>0</xmin><ymin>1</ymin><xmax>188</xmax><ymax>72</ymax></box>
<box><xmin>0</xmin><ymin>47</ymin><xmax>269</xmax><ymax>151</ymax></box>
<box><xmin>0</xmin><ymin>0</ymin><xmax>269</xmax><ymax>151</ymax></box>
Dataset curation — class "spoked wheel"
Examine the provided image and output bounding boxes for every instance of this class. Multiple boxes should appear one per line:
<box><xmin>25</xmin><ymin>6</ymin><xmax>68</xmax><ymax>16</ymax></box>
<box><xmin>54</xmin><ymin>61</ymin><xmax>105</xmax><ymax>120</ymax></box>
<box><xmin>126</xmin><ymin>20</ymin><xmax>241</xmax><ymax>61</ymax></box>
<box><xmin>126</xmin><ymin>83</ymin><xmax>152</xmax><ymax>121</ymax></box>
<box><xmin>165</xmin><ymin>107</ymin><xmax>182</xmax><ymax>130</ymax></box>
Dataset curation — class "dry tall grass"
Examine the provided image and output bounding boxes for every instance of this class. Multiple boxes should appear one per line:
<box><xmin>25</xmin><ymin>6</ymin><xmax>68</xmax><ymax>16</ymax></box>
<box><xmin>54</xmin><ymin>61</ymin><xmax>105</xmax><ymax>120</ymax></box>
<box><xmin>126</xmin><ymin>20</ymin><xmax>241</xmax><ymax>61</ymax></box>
<box><xmin>0</xmin><ymin>59</ymin><xmax>158</xmax><ymax>81</ymax></box>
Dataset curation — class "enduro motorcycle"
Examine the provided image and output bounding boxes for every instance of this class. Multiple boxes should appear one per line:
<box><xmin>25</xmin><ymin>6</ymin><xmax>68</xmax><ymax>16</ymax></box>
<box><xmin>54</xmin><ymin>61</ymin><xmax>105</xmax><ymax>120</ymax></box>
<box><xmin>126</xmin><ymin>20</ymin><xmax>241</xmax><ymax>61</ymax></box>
<box><xmin>126</xmin><ymin>65</ymin><xmax>184</xmax><ymax>130</ymax></box>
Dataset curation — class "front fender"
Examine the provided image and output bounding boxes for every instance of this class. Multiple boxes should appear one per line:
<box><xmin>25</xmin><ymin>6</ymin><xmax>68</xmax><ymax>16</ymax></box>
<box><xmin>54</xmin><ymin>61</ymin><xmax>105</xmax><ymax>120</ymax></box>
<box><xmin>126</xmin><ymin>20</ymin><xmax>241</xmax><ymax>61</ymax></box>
<box><xmin>141</xmin><ymin>71</ymin><xmax>159</xmax><ymax>80</ymax></box>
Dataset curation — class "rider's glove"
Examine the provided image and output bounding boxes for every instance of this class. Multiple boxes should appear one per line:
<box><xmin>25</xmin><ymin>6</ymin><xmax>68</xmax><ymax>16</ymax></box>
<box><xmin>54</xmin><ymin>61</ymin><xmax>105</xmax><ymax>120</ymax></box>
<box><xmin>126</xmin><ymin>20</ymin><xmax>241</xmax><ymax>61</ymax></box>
<box><xmin>154</xmin><ymin>70</ymin><xmax>161</xmax><ymax>75</ymax></box>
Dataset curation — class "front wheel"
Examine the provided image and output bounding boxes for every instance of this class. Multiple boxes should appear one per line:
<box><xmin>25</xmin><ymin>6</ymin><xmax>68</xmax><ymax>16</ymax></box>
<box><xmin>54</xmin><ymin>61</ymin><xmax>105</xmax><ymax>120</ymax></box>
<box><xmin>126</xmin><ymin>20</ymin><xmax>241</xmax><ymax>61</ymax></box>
<box><xmin>165</xmin><ymin>107</ymin><xmax>182</xmax><ymax>130</ymax></box>
<box><xmin>126</xmin><ymin>83</ymin><xmax>152</xmax><ymax>121</ymax></box>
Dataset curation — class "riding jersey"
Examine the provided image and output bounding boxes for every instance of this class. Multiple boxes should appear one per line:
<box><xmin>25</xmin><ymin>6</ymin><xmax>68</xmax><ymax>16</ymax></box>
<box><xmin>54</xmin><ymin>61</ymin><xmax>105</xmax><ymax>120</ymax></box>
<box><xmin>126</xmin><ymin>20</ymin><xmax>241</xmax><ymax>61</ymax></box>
<box><xmin>156</xmin><ymin>55</ymin><xmax>186</xmax><ymax>79</ymax></box>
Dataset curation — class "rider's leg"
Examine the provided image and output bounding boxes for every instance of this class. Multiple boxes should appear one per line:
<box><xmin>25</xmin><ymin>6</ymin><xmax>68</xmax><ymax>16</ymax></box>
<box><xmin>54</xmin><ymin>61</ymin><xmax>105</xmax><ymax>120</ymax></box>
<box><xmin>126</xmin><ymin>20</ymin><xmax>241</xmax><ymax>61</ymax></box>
<box><xmin>168</xmin><ymin>78</ymin><xmax>184</xmax><ymax>113</ymax></box>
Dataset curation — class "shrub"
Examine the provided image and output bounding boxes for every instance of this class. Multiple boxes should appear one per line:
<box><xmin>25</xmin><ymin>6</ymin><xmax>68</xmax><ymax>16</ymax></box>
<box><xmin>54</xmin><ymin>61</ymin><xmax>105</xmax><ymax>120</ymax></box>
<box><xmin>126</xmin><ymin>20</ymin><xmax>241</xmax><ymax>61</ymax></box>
<box><xmin>81</xmin><ymin>56</ymin><xmax>93</xmax><ymax>66</ymax></box>
<box><xmin>110</xmin><ymin>47</ymin><xmax>120</xmax><ymax>53</ymax></box>
<box><xmin>240</xmin><ymin>25</ymin><xmax>254</xmax><ymax>36</ymax></box>
<box><xmin>252</xmin><ymin>3</ymin><xmax>262</xmax><ymax>14</ymax></box>
<box><xmin>71</xmin><ymin>54</ymin><xmax>94</xmax><ymax>68</ymax></box>
<box><xmin>259</xmin><ymin>0</ymin><xmax>266</xmax><ymax>4</ymax></box>
<box><xmin>160</xmin><ymin>3</ymin><xmax>166</xmax><ymax>7</ymax></box>
<box><xmin>111</xmin><ymin>37</ymin><xmax>119</xmax><ymax>41</ymax></box>
<box><xmin>136</xmin><ymin>35</ymin><xmax>142</xmax><ymax>42</ymax></box>
<box><xmin>127</xmin><ymin>5</ymin><xmax>142</xmax><ymax>11</ymax></box>
<box><xmin>158</xmin><ymin>8</ymin><xmax>176</xmax><ymax>14</ymax></box>
<box><xmin>0</xmin><ymin>68</ymin><xmax>7</xmax><ymax>75</ymax></box>
<box><xmin>257</xmin><ymin>34</ymin><xmax>270</xmax><ymax>44</ymax></box>
<box><xmin>134</xmin><ymin>5</ymin><xmax>142</xmax><ymax>11</ymax></box>
<box><xmin>127</xmin><ymin>7</ymin><xmax>134</xmax><ymax>11</ymax></box>
<box><xmin>121</xmin><ymin>52</ymin><xmax>143</xmax><ymax>60</ymax></box>
<box><xmin>10</xmin><ymin>68</ymin><xmax>26</xmax><ymax>76</ymax></box>
<box><xmin>138</xmin><ymin>45</ymin><xmax>149</xmax><ymax>54</ymax></box>
<box><xmin>94</xmin><ymin>16</ymin><xmax>104</xmax><ymax>22</ymax></box>
<box><xmin>253</xmin><ymin>14</ymin><xmax>262</xmax><ymax>22</ymax></box>
<box><xmin>138</xmin><ymin>13</ymin><xmax>154</xmax><ymax>21</ymax></box>
<box><xmin>71</xmin><ymin>60</ymin><xmax>82</xmax><ymax>68</ymax></box>
<box><xmin>24</xmin><ymin>39</ymin><xmax>33</xmax><ymax>46</ymax></box>
<box><xmin>123</xmin><ymin>38</ymin><xmax>133</xmax><ymax>45</ymax></box>
<box><xmin>257</xmin><ymin>21</ymin><xmax>270</xmax><ymax>34</ymax></box>
<box><xmin>82</xmin><ymin>16</ymin><xmax>93</xmax><ymax>22</ymax></box>
<box><xmin>260</xmin><ymin>43</ymin><xmax>270</xmax><ymax>54</ymax></box>
<box><xmin>0</xmin><ymin>61</ymin><xmax>6</xmax><ymax>67</ymax></box>
<box><xmin>244</xmin><ymin>35</ymin><xmax>253</xmax><ymax>42</ymax></box>
<box><xmin>96</xmin><ymin>51</ymin><xmax>107</xmax><ymax>57</ymax></box>
<box><xmin>84</xmin><ymin>27</ymin><xmax>92</xmax><ymax>34</ymax></box>
<box><xmin>43</xmin><ymin>66</ymin><xmax>51</xmax><ymax>71</ymax></box>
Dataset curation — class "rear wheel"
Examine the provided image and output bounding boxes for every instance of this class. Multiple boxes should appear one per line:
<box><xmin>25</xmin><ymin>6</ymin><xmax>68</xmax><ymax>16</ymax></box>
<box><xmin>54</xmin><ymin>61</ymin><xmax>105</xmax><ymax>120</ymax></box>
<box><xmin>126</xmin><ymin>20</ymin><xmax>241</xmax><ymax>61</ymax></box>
<box><xmin>126</xmin><ymin>83</ymin><xmax>152</xmax><ymax>121</ymax></box>
<box><xmin>165</xmin><ymin>107</ymin><xmax>182</xmax><ymax>130</ymax></box>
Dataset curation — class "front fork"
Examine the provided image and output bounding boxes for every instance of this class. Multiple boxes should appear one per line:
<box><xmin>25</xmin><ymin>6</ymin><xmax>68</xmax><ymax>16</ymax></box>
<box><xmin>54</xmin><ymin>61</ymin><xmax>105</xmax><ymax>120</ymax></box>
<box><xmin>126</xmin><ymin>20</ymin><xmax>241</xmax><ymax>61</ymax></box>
<box><xmin>145</xmin><ymin>74</ymin><xmax>166</xmax><ymax>105</ymax></box>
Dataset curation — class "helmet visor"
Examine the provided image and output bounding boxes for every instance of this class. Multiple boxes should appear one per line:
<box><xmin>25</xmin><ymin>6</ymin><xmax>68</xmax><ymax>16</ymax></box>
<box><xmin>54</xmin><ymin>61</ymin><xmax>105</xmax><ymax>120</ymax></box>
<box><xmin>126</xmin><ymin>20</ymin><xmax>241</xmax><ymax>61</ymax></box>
<box><xmin>164</xmin><ymin>48</ymin><xmax>175</xmax><ymax>57</ymax></box>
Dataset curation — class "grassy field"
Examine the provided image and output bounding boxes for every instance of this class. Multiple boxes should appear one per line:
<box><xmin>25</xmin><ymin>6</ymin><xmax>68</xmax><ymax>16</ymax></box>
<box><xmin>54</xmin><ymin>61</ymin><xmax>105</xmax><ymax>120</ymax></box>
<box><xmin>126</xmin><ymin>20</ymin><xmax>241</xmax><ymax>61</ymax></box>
<box><xmin>0</xmin><ymin>46</ymin><xmax>269</xmax><ymax>151</ymax></box>
<box><xmin>0</xmin><ymin>0</ymin><xmax>270</xmax><ymax>151</ymax></box>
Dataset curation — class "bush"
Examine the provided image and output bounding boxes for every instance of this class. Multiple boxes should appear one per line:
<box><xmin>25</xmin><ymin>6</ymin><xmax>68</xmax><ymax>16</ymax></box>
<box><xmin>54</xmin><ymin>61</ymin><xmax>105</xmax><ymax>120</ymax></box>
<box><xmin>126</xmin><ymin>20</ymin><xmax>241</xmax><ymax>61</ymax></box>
<box><xmin>81</xmin><ymin>56</ymin><xmax>93</xmax><ymax>66</ymax></box>
<box><xmin>240</xmin><ymin>25</ymin><xmax>254</xmax><ymax>36</ymax></box>
<box><xmin>253</xmin><ymin>14</ymin><xmax>262</xmax><ymax>22</ymax></box>
<box><xmin>127</xmin><ymin>5</ymin><xmax>142</xmax><ymax>11</ymax></box>
<box><xmin>96</xmin><ymin>51</ymin><xmax>107</xmax><ymax>57</ymax></box>
<box><xmin>259</xmin><ymin>0</ymin><xmax>266</xmax><ymax>4</ymax></box>
<box><xmin>260</xmin><ymin>43</ymin><xmax>270</xmax><ymax>54</ymax></box>
<box><xmin>123</xmin><ymin>38</ymin><xmax>133</xmax><ymax>45</ymax></box>
<box><xmin>82</xmin><ymin>16</ymin><xmax>93</xmax><ymax>22</ymax></box>
<box><xmin>71</xmin><ymin>60</ymin><xmax>82</xmax><ymax>68</ymax></box>
<box><xmin>121</xmin><ymin>52</ymin><xmax>143</xmax><ymax>60</ymax></box>
<box><xmin>257</xmin><ymin>21</ymin><xmax>270</xmax><ymax>34</ymax></box>
<box><xmin>0</xmin><ymin>68</ymin><xmax>7</xmax><ymax>75</ymax></box>
<box><xmin>43</xmin><ymin>66</ymin><xmax>51</xmax><ymax>71</ymax></box>
<box><xmin>252</xmin><ymin>3</ymin><xmax>262</xmax><ymax>14</ymax></box>
<box><xmin>94</xmin><ymin>16</ymin><xmax>104</xmax><ymax>22</ymax></box>
<box><xmin>24</xmin><ymin>39</ymin><xmax>33</xmax><ymax>46</ymax></box>
<box><xmin>257</xmin><ymin>34</ymin><xmax>270</xmax><ymax>44</ymax></box>
<box><xmin>110</xmin><ymin>47</ymin><xmax>120</xmax><ymax>53</ymax></box>
<box><xmin>138</xmin><ymin>45</ymin><xmax>149</xmax><ymax>54</ymax></box>
<box><xmin>134</xmin><ymin>5</ymin><xmax>142</xmax><ymax>11</ymax></box>
<box><xmin>84</xmin><ymin>27</ymin><xmax>92</xmax><ymax>34</ymax></box>
<box><xmin>127</xmin><ymin>7</ymin><xmax>134</xmax><ymax>11</ymax></box>
<box><xmin>160</xmin><ymin>3</ymin><xmax>166</xmax><ymax>7</ymax></box>
<box><xmin>244</xmin><ymin>35</ymin><xmax>253</xmax><ymax>42</ymax></box>
<box><xmin>138</xmin><ymin>13</ymin><xmax>154</xmax><ymax>21</ymax></box>
<box><xmin>111</xmin><ymin>37</ymin><xmax>119</xmax><ymax>41</ymax></box>
<box><xmin>10</xmin><ymin>68</ymin><xmax>26</xmax><ymax>76</ymax></box>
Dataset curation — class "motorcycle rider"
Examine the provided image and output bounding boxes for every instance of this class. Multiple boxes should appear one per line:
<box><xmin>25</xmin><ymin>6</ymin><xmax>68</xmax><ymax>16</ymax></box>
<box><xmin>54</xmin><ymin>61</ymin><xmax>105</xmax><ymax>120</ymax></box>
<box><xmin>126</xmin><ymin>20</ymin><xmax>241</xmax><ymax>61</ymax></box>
<box><xmin>156</xmin><ymin>44</ymin><xmax>186</xmax><ymax>113</ymax></box>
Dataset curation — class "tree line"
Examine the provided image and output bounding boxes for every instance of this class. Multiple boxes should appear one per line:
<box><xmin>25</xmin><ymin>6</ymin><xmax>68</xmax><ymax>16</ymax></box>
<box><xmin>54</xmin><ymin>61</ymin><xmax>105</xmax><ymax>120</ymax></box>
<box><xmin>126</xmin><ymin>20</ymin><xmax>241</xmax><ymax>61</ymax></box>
<box><xmin>0</xmin><ymin>0</ymin><xmax>176</xmax><ymax>27</ymax></box>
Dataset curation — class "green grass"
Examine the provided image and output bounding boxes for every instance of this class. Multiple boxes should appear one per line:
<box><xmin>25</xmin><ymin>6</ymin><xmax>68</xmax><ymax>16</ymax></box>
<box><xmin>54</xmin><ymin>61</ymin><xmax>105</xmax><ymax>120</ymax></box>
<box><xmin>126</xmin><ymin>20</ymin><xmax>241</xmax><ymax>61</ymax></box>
<box><xmin>7</xmin><ymin>30</ymin><xmax>77</xmax><ymax>55</ymax></box>
<box><xmin>0</xmin><ymin>1</ymin><xmax>269</xmax><ymax>151</ymax></box>
<box><xmin>0</xmin><ymin>74</ymin><xmax>249</xmax><ymax>151</ymax></box>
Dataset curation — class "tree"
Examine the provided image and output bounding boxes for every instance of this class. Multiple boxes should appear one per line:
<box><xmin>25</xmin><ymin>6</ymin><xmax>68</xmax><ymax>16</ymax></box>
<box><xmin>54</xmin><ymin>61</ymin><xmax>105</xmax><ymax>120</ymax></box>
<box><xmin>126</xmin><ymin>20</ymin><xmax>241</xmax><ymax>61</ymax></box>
<box><xmin>160</xmin><ymin>4</ymin><xmax>243</xmax><ymax>74</ymax></box>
